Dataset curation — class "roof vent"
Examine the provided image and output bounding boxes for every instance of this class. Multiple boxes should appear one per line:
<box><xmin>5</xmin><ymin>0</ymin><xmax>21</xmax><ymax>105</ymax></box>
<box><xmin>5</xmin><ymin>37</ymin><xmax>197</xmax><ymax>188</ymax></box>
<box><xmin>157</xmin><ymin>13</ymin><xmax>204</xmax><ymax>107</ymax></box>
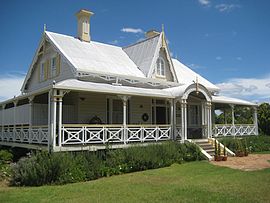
<box><xmin>76</xmin><ymin>9</ymin><xmax>94</xmax><ymax>42</ymax></box>
<box><xmin>145</xmin><ymin>30</ymin><xmax>160</xmax><ymax>38</ymax></box>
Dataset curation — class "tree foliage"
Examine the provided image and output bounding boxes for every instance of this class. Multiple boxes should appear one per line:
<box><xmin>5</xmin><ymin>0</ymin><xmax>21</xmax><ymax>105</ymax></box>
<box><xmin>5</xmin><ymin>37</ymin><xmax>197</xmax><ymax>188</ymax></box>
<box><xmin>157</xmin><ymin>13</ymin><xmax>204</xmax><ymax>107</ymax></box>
<box><xmin>257</xmin><ymin>103</ymin><xmax>270</xmax><ymax>135</ymax></box>
<box><xmin>215</xmin><ymin>106</ymin><xmax>253</xmax><ymax>124</ymax></box>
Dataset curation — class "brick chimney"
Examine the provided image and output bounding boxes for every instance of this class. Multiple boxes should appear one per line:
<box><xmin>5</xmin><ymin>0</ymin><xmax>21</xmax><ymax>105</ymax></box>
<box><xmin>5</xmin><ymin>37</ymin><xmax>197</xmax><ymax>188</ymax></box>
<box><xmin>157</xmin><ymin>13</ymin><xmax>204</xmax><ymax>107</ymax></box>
<box><xmin>76</xmin><ymin>9</ymin><xmax>94</xmax><ymax>42</ymax></box>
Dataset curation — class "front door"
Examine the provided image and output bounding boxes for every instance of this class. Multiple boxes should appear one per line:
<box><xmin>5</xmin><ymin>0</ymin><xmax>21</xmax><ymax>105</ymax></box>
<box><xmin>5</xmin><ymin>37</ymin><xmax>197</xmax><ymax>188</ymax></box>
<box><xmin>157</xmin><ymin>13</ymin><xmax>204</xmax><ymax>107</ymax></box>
<box><xmin>187</xmin><ymin>104</ymin><xmax>202</xmax><ymax>139</ymax></box>
<box><xmin>156</xmin><ymin>106</ymin><xmax>166</xmax><ymax>124</ymax></box>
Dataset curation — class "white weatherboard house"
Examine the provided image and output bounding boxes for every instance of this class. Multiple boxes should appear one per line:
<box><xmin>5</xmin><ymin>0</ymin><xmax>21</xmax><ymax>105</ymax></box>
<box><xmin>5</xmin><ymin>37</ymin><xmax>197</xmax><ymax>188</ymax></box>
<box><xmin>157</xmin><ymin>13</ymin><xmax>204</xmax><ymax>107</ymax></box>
<box><xmin>0</xmin><ymin>10</ymin><xmax>258</xmax><ymax>156</ymax></box>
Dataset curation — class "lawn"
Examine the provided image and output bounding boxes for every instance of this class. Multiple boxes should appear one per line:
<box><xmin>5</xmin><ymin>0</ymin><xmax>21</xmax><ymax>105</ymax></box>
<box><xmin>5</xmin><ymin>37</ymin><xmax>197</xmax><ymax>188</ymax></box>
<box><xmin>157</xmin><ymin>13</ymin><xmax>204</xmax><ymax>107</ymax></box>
<box><xmin>0</xmin><ymin>161</ymin><xmax>269</xmax><ymax>203</ymax></box>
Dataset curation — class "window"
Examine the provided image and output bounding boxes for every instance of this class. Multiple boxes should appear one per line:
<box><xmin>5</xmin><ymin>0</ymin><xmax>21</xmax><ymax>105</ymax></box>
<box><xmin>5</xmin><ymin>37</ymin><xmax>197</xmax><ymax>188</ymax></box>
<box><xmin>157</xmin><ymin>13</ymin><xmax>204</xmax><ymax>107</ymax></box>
<box><xmin>40</xmin><ymin>62</ymin><xmax>45</xmax><ymax>81</ymax></box>
<box><xmin>51</xmin><ymin>56</ymin><xmax>57</xmax><ymax>77</ymax></box>
<box><xmin>156</xmin><ymin>57</ymin><xmax>165</xmax><ymax>76</ymax></box>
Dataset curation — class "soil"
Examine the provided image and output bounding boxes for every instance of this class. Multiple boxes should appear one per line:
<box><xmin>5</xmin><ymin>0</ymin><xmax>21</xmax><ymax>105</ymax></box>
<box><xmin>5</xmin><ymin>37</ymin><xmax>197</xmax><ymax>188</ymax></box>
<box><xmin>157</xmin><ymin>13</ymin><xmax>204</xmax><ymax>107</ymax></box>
<box><xmin>211</xmin><ymin>154</ymin><xmax>270</xmax><ymax>171</ymax></box>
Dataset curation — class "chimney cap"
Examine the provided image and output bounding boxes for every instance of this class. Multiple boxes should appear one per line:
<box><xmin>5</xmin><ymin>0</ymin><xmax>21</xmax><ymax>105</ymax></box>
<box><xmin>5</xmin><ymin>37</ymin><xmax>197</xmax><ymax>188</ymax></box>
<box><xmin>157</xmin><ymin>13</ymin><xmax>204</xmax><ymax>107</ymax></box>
<box><xmin>76</xmin><ymin>9</ymin><xmax>94</xmax><ymax>18</ymax></box>
<box><xmin>145</xmin><ymin>29</ymin><xmax>160</xmax><ymax>38</ymax></box>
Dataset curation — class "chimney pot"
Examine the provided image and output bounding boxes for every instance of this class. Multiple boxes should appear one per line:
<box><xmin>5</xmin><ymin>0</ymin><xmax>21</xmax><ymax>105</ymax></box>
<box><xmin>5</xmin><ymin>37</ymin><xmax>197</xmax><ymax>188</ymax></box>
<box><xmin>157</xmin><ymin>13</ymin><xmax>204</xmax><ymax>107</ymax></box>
<box><xmin>145</xmin><ymin>30</ymin><xmax>160</xmax><ymax>38</ymax></box>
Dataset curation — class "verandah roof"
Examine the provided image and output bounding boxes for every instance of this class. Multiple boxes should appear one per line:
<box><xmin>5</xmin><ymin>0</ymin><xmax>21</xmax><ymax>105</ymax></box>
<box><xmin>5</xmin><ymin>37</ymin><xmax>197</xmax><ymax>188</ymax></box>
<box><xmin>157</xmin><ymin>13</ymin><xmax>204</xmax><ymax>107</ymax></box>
<box><xmin>54</xmin><ymin>79</ymin><xmax>174</xmax><ymax>98</ymax></box>
<box><xmin>212</xmin><ymin>95</ymin><xmax>257</xmax><ymax>106</ymax></box>
<box><xmin>54</xmin><ymin>79</ymin><xmax>257</xmax><ymax>106</ymax></box>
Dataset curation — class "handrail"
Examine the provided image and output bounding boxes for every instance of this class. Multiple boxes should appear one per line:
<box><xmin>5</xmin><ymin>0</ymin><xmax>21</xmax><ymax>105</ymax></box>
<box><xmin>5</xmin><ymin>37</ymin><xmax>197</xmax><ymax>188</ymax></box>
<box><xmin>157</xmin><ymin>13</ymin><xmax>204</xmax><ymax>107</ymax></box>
<box><xmin>62</xmin><ymin>124</ymin><xmax>172</xmax><ymax>128</ymax></box>
<box><xmin>214</xmin><ymin>124</ymin><xmax>255</xmax><ymax>127</ymax></box>
<box><xmin>4</xmin><ymin>125</ymin><xmax>48</xmax><ymax>129</ymax></box>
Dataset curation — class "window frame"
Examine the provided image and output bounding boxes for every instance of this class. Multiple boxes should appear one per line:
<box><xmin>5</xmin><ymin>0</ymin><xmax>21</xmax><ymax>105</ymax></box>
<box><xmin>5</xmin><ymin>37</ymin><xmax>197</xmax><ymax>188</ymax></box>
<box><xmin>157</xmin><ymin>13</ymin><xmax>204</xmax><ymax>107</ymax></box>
<box><xmin>50</xmin><ymin>56</ymin><xmax>57</xmax><ymax>78</ymax></box>
<box><xmin>156</xmin><ymin>57</ymin><xmax>165</xmax><ymax>77</ymax></box>
<box><xmin>40</xmin><ymin>62</ymin><xmax>45</xmax><ymax>82</ymax></box>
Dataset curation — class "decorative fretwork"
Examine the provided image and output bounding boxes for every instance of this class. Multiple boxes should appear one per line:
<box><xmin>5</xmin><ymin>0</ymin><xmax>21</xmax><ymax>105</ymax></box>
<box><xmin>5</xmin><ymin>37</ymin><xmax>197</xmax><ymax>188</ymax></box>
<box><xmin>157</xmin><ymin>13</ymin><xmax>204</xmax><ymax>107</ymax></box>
<box><xmin>61</xmin><ymin>124</ymin><xmax>171</xmax><ymax>145</ymax></box>
<box><xmin>0</xmin><ymin>126</ymin><xmax>48</xmax><ymax>144</ymax></box>
<box><xmin>212</xmin><ymin>124</ymin><xmax>256</xmax><ymax>137</ymax></box>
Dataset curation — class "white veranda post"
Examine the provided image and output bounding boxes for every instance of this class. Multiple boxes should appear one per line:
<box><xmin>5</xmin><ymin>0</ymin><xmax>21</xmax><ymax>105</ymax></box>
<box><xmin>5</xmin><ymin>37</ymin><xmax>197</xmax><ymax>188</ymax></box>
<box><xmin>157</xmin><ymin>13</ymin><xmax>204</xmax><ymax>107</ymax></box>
<box><xmin>28</xmin><ymin>96</ymin><xmax>34</xmax><ymax>128</ymax></box>
<box><xmin>1</xmin><ymin>105</ymin><xmax>4</xmax><ymax>137</ymax></box>
<box><xmin>49</xmin><ymin>90</ymin><xmax>57</xmax><ymax>150</ymax></box>
<box><xmin>13</xmin><ymin>101</ymin><xmax>18</xmax><ymax>139</ymax></box>
<box><xmin>253</xmin><ymin>107</ymin><xmax>258</xmax><ymax>135</ymax></box>
<box><xmin>48</xmin><ymin>90</ymin><xmax>51</xmax><ymax>151</ymax></box>
<box><xmin>230</xmin><ymin>104</ymin><xmax>235</xmax><ymax>136</ymax></box>
<box><xmin>201</xmin><ymin>102</ymin><xmax>207</xmax><ymax>138</ymax></box>
<box><xmin>119</xmin><ymin>95</ymin><xmax>129</xmax><ymax>143</ymax></box>
<box><xmin>207</xmin><ymin>102</ymin><xmax>212</xmax><ymax>138</ymax></box>
<box><xmin>173</xmin><ymin>100</ymin><xmax>176</xmax><ymax>140</ymax></box>
<box><xmin>58</xmin><ymin>94</ymin><xmax>63</xmax><ymax>148</ymax></box>
<box><xmin>230</xmin><ymin>104</ymin><xmax>235</xmax><ymax>126</ymax></box>
<box><xmin>181</xmin><ymin>99</ymin><xmax>187</xmax><ymax>140</ymax></box>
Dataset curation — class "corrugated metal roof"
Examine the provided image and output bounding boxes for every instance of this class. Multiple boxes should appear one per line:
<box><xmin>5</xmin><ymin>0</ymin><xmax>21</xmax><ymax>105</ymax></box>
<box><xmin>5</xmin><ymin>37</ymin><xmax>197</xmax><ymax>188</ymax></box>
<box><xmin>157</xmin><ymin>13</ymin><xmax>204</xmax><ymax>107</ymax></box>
<box><xmin>172</xmin><ymin>58</ymin><xmax>219</xmax><ymax>92</ymax></box>
<box><xmin>46</xmin><ymin>31</ymin><xmax>145</xmax><ymax>78</ymax></box>
<box><xmin>212</xmin><ymin>95</ymin><xmax>257</xmax><ymax>106</ymax></box>
<box><xmin>55</xmin><ymin>79</ymin><xmax>173</xmax><ymax>98</ymax></box>
<box><xmin>123</xmin><ymin>34</ymin><xmax>161</xmax><ymax>76</ymax></box>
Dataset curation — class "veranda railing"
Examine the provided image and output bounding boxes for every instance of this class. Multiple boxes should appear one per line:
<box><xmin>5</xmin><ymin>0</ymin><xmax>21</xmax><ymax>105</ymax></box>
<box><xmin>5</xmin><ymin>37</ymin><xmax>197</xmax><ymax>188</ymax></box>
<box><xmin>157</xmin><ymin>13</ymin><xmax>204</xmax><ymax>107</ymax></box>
<box><xmin>61</xmin><ymin>124</ymin><xmax>172</xmax><ymax>145</ymax></box>
<box><xmin>212</xmin><ymin>124</ymin><xmax>257</xmax><ymax>137</ymax></box>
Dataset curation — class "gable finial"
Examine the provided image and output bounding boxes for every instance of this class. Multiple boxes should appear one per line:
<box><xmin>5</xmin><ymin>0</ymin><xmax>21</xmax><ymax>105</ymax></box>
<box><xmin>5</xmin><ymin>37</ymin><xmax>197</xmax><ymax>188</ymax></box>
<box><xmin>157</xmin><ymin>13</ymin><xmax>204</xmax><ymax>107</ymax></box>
<box><xmin>161</xmin><ymin>24</ymin><xmax>166</xmax><ymax>48</ymax></box>
<box><xmin>196</xmin><ymin>76</ymin><xmax>199</xmax><ymax>94</ymax></box>
<box><xmin>43</xmin><ymin>24</ymin><xmax>46</xmax><ymax>32</ymax></box>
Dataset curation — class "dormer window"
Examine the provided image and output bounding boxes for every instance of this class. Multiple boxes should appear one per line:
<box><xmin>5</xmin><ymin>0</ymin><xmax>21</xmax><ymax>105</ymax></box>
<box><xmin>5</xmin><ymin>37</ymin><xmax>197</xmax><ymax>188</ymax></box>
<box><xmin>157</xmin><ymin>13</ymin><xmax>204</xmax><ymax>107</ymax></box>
<box><xmin>156</xmin><ymin>57</ymin><xmax>165</xmax><ymax>76</ymax></box>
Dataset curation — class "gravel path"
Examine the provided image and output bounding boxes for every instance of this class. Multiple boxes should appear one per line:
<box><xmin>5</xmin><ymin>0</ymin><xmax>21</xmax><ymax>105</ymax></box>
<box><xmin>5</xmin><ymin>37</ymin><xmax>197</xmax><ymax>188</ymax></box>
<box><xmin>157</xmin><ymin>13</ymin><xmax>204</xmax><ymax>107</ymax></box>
<box><xmin>211</xmin><ymin>154</ymin><xmax>270</xmax><ymax>171</ymax></box>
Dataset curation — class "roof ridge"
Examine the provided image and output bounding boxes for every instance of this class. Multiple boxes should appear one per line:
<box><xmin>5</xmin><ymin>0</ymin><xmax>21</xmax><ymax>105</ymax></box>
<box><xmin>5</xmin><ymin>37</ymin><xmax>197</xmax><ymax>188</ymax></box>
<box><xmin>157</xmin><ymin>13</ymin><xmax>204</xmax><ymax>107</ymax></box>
<box><xmin>45</xmin><ymin>31</ymin><xmax>122</xmax><ymax>48</ymax></box>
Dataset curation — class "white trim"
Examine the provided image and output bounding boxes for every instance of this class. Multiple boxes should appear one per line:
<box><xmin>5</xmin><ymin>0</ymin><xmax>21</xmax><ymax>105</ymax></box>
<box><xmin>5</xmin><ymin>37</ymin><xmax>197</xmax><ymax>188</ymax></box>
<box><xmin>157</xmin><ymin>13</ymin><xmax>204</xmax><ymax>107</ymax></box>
<box><xmin>156</xmin><ymin>57</ymin><xmax>165</xmax><ymax>77</ymax></box>
<box><xmin>182</xmin><ymin>83</ymin><xmax>212</xmax><ymax>102</ymax></box>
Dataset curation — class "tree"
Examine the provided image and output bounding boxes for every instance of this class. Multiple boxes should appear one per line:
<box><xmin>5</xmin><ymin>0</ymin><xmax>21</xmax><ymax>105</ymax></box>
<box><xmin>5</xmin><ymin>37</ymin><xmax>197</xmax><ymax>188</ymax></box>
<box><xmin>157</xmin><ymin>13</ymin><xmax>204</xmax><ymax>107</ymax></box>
<box><xmin>257</xmin><ymin>103</ymin><xmax>270</xmax><ymax>135</ymax></box>
<box><xmin>215</xmin><ymin>106</ymin><xmax>253</xmax><ymax>125</ymax></box>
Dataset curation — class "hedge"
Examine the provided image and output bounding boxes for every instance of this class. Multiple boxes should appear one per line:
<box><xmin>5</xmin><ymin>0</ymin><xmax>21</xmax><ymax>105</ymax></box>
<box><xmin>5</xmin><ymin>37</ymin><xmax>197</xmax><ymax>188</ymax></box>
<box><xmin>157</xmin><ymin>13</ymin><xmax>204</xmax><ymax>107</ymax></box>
<box><xmin>11</xmin><ymin>141</ymin><xmax>204</xmax><ymax>186</ymax></box>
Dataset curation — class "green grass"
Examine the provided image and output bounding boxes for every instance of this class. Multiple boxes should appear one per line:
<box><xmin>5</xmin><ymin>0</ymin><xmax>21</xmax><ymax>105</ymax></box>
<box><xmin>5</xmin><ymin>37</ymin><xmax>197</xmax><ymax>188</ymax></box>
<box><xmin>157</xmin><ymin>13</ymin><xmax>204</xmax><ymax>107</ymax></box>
<box><xmin>0</xmin><ymin>161</ymin><xmax>269</xmax><ymax>203</ymax></box>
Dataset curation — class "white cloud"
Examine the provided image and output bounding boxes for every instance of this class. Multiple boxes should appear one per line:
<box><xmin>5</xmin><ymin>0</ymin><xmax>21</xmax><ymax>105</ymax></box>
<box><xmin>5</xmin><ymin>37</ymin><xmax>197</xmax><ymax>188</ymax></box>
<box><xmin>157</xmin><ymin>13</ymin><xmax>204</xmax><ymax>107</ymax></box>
<box><xmin>216</xmin><ymin>75</ymin><xmax>270</xmax><ymax>102</ymax></box>
<box><xmin>198</xmin><ymin>0</ymin><xmax>211</xmax><ymax>6</ymax></box>
<box><xmin>215</xmin><ymin>4</ymin><xmax>241</xmax><ymax>12</ymax></box>
<box><xmin>0</xmin><ymin>74</ymin><xmax>25</xmax><ymax>101</ymax></box>
<box><xmin>216</xmin><ymin>56</ymin><xmax>222</xmax><ymax>60</ymax></box>
<box><xmin>121</xmin><ymin>28</ymin><xmax>144</xmax><ymax>34</ymax></box>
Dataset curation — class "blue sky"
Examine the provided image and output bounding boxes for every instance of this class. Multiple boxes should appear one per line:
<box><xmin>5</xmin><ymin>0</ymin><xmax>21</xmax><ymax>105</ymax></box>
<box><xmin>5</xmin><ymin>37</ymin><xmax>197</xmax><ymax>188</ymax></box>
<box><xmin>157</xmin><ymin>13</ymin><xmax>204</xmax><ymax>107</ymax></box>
<box><xmin>0</xmin><ymin>0</ymin><xmax>270</xmax><ymax>102</ymax></box>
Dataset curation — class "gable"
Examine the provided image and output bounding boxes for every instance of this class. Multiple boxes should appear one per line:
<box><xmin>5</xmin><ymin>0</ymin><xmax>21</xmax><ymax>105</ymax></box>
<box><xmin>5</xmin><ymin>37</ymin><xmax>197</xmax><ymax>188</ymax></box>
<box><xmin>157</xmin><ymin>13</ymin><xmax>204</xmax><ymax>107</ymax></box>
<box><xmin>22</xmin><ymin>36</ymin><xmax>75</xmax><ymax>93</ymax></box>
<box><xmin>124</xmin><ymin>32</ymin><xmax>178</xmax><ymax>83</ymax></box>
<box><xmin>150</xmin><ymin>48</ymin><xmax>174</xmax><ymax>81</ymax></box>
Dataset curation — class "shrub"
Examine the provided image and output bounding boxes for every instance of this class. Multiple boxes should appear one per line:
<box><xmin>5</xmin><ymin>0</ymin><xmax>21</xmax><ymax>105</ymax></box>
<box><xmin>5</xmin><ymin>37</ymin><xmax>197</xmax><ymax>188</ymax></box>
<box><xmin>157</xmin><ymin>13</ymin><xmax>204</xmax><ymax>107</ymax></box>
<box><xmin>11</xmin><ymin>152</ymin><xmax>87</xmax><ymax>186</ymax></box>
<box><xmin>0</xmin><ymin>150</ymin><xmax>13</xmax><ymax>164</ymax></box>
<box><xmin>10</xmin><ymin>141</ymin><xmax>204</xmax><ymax>186</ymax></box>
<box><xmin>80</xmin><ymin>152</ymin><xmax>104</xmax><ymax>180</ymax></box>
<box><xmin>219</xmin><ymin>135</ymin><xmax>270</xmax><ymax>153</ymax></box>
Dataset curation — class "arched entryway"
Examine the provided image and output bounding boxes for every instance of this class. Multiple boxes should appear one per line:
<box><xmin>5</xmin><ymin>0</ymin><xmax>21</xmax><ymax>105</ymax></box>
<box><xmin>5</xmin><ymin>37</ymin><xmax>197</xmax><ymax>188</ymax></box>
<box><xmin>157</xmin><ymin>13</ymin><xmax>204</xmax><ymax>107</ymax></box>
<box><xmin>186</xmin><ymin>91</ymin><xmax>207</xmax><ymax>139</ymax></box>
<box><xmin>179</xmin><ymin>83</ymin><xmax>212</xmax><ymax>140</ymax></box>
